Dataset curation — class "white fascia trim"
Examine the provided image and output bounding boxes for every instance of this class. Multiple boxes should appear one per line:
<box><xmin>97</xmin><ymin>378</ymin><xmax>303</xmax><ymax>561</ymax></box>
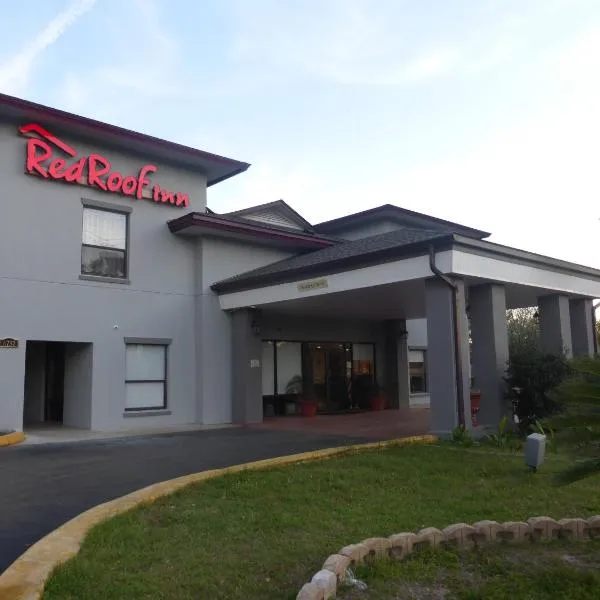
<box><xmin>218</xmin><ymin>250</ymin><xmax>452</xmax><ymax>310</ymax></box>
<box><xmin>451</xmin><ymin>249</ymin><xmax>600</xmax><ymax>298</ymax></box>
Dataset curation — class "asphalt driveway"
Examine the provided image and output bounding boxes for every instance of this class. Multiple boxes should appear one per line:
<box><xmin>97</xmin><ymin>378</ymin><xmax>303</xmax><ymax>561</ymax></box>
<box><xmin>0</xmin><ymin>426</ymin><xmax>371</xmax><ymax>574</ymax></box>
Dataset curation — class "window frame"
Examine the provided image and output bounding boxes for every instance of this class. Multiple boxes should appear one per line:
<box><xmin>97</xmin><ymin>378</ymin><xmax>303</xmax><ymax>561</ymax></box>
<box><xmin>408</xmin><ymin>347</ymin><xmax>428</xmax><ymax>395</ymax></box>
<box><xmin>124</xmin><ymin>340</ymin><xmax>169</xmax><ymax>412</ymax></box>
<box><xmin>80</xmin><ymin>199</ymin><xmax>131</xmax><ymax>283</ymax></box>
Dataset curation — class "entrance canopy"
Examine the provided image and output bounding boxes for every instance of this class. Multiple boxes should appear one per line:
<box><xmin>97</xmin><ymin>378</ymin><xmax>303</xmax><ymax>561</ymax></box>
<box><xmin>212</xmin><ymin>234</ymin><xmax>600</xmax><ymax>317</ymax></box>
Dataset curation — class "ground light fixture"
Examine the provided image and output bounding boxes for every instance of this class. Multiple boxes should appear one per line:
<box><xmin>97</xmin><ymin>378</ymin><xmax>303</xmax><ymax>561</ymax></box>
<box><xmin>525</xmin><ymin>433</ymin><xmax>546</xmax><ymax>473</ymax></box>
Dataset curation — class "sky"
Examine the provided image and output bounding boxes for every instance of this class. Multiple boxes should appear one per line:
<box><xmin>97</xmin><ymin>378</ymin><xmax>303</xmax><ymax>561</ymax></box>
<box><xmin>1</xmin><ymin>0</ymin><xmax>600</xmax><ymax>268</ymax></box>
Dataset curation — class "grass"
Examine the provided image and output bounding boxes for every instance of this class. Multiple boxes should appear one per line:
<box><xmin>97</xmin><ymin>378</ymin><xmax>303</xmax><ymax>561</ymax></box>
<box><xmin>342</xmin><ymin>542</ymin><xmax>600</xmax><ymax>599</ymax></box>
<box><xmin>43</xmin><ymin>443</ymin><xmax>600</xmax><ymax>600</ymax></box>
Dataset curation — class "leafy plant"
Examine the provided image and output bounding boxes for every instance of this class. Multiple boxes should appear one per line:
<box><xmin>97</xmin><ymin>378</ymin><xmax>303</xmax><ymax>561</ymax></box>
<box><xmin>504</xmin><ymin>347</ymin><xmax>570</xmax><ymax>434</ymax></box>
<box><xmin>548</xmin><ymin>355</ymin><xmax>600</xmax><ymax>484</ymax></box>
<box><xmin>285</xmin><ymin>375</ymin><xmax>303</xmax><ymax>395</ymax></box>
<box><xmin>451</xmin><ymin>424</ymin><xmax>474</xmax><ymax>447</ymax></box>
<box><xmin>485</xmin><ymin>415</ymin><xmax>510</xmax><ymax>448</ymax></box>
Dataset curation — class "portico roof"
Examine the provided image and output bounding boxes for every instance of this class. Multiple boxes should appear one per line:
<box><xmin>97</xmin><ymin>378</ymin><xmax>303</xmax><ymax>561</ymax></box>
<box><xmin>212</xmin><ymin>229</ymin><xmax>600</xmax><ymax>295</ymax></box>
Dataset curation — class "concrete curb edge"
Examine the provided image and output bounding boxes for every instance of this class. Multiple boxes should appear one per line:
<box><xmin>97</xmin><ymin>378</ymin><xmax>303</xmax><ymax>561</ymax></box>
<box><xmin>0</xmin><ymin>434</ymin><xmax>437</xmax><ymax>600</ymax></box>
<box><xmin>0</xmin><ymin>432</ymin><xmax>26</xmax><ymax>447</ymax></box>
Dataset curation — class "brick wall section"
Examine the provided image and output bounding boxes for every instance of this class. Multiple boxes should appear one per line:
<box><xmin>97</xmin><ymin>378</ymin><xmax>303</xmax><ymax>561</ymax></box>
<box><xmin>296</xmin><ymin>515</ymin><xmax>600</xmax><ymax>600</ymax></box>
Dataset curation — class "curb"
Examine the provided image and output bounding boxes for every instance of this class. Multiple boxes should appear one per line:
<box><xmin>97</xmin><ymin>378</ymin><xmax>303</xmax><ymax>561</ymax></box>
<box><xmin>297</xmin><ymin>515</ymin><xmax>600</xmax><ymax>599</ymax></box>
<box><xmin>0</xmin><ymin>434</ymin><xmax>437</xmax><ymax>600</ymax></box>
<box><xmin>0</xmin><ymin>432</ymin><xmax>26</xmax><ymax>447</ymax></box>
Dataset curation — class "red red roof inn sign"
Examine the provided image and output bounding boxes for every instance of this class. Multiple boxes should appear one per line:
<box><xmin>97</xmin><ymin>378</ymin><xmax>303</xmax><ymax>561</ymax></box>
<box><xmin>19</xmin><ymin>123</ymin><xmax>189</xmax><ymax>208</ymax></box>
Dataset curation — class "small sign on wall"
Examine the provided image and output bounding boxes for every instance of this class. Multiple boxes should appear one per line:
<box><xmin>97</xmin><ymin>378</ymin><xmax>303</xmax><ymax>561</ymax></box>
<box><xmin>250</xmin><ymin>359</ymin><xmax>260</xmax><ymax>368</ymax></box>
<box><xmin>297</xmin><ymin>277</ymin><xmax>328</xmax><ymax>292</ymax></box>
<box><xmin>0</xmin><ymin>338</ymin><xmax>18</xmax><ymax>349</ymax></box>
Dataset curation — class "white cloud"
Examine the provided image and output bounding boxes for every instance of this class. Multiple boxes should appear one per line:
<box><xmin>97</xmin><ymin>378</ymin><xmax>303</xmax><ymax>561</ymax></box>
<box><xmin>56</xmin><ymin>0</ymin><xmax>183</xmax><ymax>124</ymax></box>
<box><xmin>0</xmin><ymin>0</ymin><xmax>97</xmax><ymax>95</ymax></box>
<box><xmin>228</xmin><ymin>0</ymin><xmax>535</xmax><ymax>86</ymax></box>
<box><xmin>211</xmin><ymin>22</ymin><xmax>600</xmax><ymax>269</ymax></box>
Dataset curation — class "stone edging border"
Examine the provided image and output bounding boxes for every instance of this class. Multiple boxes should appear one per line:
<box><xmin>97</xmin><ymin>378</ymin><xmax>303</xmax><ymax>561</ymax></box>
<box><xmin>0</xmin><ymin>434</ymin><xmax>437</xmax><ymax>600</ymax></box>
<box><xmin>297</xmin><ymin>515</ymin><xmax>600</xmax><ymax>600</ymax></box>
<box><xmin>0</xmin><ymin>431</ymin><xmax>25</xmax><ymax>447</ymax></box>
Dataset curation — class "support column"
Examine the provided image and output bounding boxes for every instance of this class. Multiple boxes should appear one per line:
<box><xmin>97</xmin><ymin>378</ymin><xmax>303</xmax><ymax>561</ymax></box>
<box><xmin>384</xmin><ymin>319</ymin><xmax>409</xmax><ymax>410</ymax></box>
<box><xmin>425</xmin><ymin>278</ymin><xmax>471</xmax><ymax>435</ymax></box>
<box><xmin>569</xmin><ymin>298</ymin><xmax>595</xmax><ymax>357</ymax></box>
<box><xmin>469</xmin><ymin>284</ymin><xmax>510</xmax><ymax>427</ymax></box>
<box><xmin>231</xmin><ymin>309</ymin><xmax>263</xmax><ymax>424</ymax></box>
<box><xmin>538</xmin><ymin>294</ymin><xmax>572</xmax><ymax>357</ymax></box>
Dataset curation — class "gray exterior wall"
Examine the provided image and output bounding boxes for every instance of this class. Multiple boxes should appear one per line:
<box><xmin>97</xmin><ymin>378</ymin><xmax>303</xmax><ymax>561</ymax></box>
<box><xmin>0</xmin><ymin>120</ymin><xmax>202</xmax><ymax>431</ymax></box>
<box><xmin>197</xmin><ymin>238</ymin><xmax>294</xmax><ymax>424</ymax></box>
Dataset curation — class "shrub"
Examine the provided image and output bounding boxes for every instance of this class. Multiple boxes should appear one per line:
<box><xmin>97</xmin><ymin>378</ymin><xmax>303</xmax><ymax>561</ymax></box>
<box><xmin>549</xmin><ymin>355</ymin><xmax>600</xmax><ymax>484</ymax></box>
<box><xmin>504</xmin><ymin>347</ymin><xmax>570</xmax><ymax>434</ymax></box>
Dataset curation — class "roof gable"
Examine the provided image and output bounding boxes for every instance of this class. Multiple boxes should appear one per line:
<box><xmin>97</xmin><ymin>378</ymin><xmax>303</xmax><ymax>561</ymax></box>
<box><xmin>223</xmin><ymin>200</ymin><xmax>313</xmax><ymax>232</ymax></box>
<box><xmin>314</xmin><ymin>204</ymin><xmax>490</xmax><ymax>239</ymax></box>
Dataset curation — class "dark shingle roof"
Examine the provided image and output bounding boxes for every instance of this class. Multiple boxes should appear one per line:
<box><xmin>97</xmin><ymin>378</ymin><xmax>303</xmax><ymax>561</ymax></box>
<box><xmin>212</xmin><ymin>227</ymin><xmax>454</xmax><ymax>293</ymax></box>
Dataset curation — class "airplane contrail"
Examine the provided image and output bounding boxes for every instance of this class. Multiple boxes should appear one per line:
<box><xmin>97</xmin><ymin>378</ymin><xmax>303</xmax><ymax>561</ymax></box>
<box><xmin>0</xmin><ymin>0</ymin><xmax>98</xmax><ymax>93</ymax></box>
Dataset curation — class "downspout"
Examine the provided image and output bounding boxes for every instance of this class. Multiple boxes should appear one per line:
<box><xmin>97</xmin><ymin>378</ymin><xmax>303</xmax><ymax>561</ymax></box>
<box><xmin>593</xmin><ymin>301</ymin><xmax>600</xmax><ymax>356</ymax></box>
<box><xmin>428</xmin><ymin>245</ymin><xmax>466</xmax><ymax>429</ymax></box>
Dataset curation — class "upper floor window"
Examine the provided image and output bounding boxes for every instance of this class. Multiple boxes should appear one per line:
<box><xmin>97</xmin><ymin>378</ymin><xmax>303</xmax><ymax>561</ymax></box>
<box><xmin>81</xmin><ymin>207</ymin><xmax>128</xmax><ymax>279</ymax></box>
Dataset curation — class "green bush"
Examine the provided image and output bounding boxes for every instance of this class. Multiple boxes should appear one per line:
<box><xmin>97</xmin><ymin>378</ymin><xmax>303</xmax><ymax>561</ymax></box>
<box><xmin>549</xmin><ymin>355</ymin><xmax>600</xmax><ymax>484</ymax></box>
<box><xmin>504</xmin><ymin>347</ymin><xmax>570</xmax><ymax>434</ymax></box>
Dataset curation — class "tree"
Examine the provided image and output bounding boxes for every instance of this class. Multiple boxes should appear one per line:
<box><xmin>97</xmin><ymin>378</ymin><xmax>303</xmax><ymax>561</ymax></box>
<box><xmin>549</xmin><ymin>356</ymin><xmax>600</xmax><ymax>484</ymax></box>
<box><xmin>506</xmin><ymin>307</ymin><xmax>539</xmax><ymax>356</ymax></box>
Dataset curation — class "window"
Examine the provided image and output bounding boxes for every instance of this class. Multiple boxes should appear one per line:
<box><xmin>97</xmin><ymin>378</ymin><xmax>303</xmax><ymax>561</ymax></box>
<box><xmin>409</xmin><ymin>349</ymin><xmax>427</xmax><ymax>394</ymax></box>
<box><xmin>82</xmin><ymin>207</ymin><xmax>127</xmax><ymax>278</ymax></box>
<box><xmin>125</xmin><ymin>344</ymin><xmax>167</xmax><ymax>410</ymax></box>
<box><xmin>276</xmin><ymin>341</ymin><xmax>302</xmax><ymax>395</ymax></box>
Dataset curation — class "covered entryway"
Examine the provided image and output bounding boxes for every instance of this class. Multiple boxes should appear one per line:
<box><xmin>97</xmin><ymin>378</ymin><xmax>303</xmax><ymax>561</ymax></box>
<box><xmin>23</xmin><ymin>341</ymin><xmax>93</xmax><ymax>429</ymax></box>
<box><xmin>214</xmin><ymin>238</ymin><xmax>600</xmax><ymax>435</ymax></box>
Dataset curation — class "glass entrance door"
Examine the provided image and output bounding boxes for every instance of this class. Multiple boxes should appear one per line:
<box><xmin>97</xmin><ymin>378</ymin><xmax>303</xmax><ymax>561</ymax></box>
<box><xmin>304</xmin><ymin>343</ymin><xmax>352</xmax><ymax>413</ymax></box>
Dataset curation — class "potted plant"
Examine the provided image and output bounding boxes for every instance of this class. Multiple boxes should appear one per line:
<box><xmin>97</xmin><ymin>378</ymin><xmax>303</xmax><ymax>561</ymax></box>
<box><xmin>286</xmin><ymin>375</ymin><xmax>318</xmax><ymax>417</ymax></box>
<box><xmin>284</xmin><ymin>375</ymin><xmax>302</xmax><ymax>415</ymax></box>
<box><xmin>369</xmin><ymin>381</ymin><xmax>386</xmax><ymax>411</ymax></box>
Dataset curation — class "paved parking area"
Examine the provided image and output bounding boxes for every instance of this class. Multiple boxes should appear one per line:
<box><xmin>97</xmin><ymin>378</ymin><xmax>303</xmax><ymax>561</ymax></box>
<box><xmin>0</xmin><ymin>427</ymin><xmax>371</xmax><ymax>574</ymax></box>
<box><xmin>0</xmin><ymin>409</ymin><xmax>430</xmax><ymax>574</ymax></box>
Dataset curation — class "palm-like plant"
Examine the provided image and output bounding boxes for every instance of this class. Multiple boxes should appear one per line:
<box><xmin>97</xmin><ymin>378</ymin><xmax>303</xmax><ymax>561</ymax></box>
<box><xmin>549</xmin><ymin>356</ymin><xmax>600</xmax><ymax>484</ymax></box>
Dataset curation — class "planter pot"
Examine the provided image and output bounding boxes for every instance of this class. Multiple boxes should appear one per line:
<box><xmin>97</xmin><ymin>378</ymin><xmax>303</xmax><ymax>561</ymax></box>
<box><xmin>300</xmin><ymin>400</ymin><xmax>318</xmax><ymax>418</ymax></box>
<box><xmin>369</xmin><ymin>395</ymin><xmax>386</xmax><ymax>411</ymax></box>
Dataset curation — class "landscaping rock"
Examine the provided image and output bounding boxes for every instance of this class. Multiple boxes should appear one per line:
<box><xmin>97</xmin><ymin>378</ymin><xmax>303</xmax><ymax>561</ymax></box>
<box><xmin>297</xmin><ymin>582</ymin><xmax>325</xmax><ymax>600</ymax></box>
<box><xmin>527</xmin><ymin>516</ymin><xmax>560</xmax><ymax>541</ymax></box>
<box><xmin>361</xmin><ymin>537</ymin><xmax>391</xmax><ymax>559</ymax></box>
<box><xmin>558</xmin><ymin>518</ymin><xmax>589</xmax><ymax>541</ymax></box>
<box><xmin>586</xmin><ymin>515</ymin><xmax>600</xmax><ymax>539</ymax></box>
<box><xmin>311</xmin><ymin>569</ymin><xmax>336</xmax><ymax>599</ymax></box>
<box><xmin>498</xmin><ymin>522</ymin><xmax>532</xmax><ymax>543</ymax></box>
<box><xmin>322</xmin><ymin>554</ymin><xmax>351</xmax><ymax>580</ymax></box>
<box><xmin>339</xmin><ymin>542</ymin><xmax>369</xmax><ymax>564</ymax></box>
<box><xmin>389</xmin><ymin>532</ymin><xmax>417</xmax><ymax>559</ymax></box>
<box><xmin>472</xmin><ymin>520</ymin><xmax>502</xmax><ymax>543</ymax></box>
<box><xmin>414</xmin><ymin>527</ymin><xmax>443</xmax><ymax>550</ymax></box>
<box><xmin>442</xmin><ymin>523</ymin><xmax>476</xmax><ymax>548</ymax></box>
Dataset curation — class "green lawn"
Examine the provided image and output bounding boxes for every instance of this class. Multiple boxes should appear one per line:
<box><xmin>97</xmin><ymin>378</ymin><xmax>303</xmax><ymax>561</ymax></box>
<box><xmin>43</xmin><ymin>444</ymin><xmax>600</xmax><ymax>600</ymax></box>
<box><xmin>343</xmin><ymin>541</ymin><xmax>600</xmax><ymax>599</ymax></box>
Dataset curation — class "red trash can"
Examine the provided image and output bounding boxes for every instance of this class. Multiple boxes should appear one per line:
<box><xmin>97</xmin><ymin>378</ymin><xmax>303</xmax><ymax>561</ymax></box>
<box><xmin>470</xmin><ymin>389</ymin><xmax>481</xmax><ymax>426</ymax></box>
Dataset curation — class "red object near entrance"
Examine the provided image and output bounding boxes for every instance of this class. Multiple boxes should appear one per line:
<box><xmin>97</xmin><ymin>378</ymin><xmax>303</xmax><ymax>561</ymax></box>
<box><xmin>300</xmin><ymin>400</ymin><xmax>318</xmax><ymax>417</ymax></box>
<box><xmin>369</xmin><ymin>396</ymin><xmax>386</xmax><ymax>411</ymax></box>
<box><xmin>470</xmin><ymin>390</ymin><xmax>481</xmax><ymax>426</ymax></box>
